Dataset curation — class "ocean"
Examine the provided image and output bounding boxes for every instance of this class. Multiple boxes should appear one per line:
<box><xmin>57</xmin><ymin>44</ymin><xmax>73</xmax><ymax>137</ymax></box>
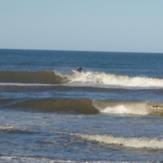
<box><xmin>0</xmin><ymin>49</ymin><xmax>163</xmax><ymax>162</ymax></box>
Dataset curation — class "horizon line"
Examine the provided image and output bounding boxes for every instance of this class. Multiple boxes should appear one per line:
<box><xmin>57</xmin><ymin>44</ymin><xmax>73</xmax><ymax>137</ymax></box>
<box><xmin>0</xmin><ymin>48</ymin><xmax>163</xmax><ymax>54</ymax></box>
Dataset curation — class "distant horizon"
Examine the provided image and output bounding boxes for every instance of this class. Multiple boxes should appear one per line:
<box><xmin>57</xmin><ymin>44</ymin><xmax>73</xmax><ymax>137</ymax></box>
<box><xmin>0</xmin><ymin>48</ymin><xmax>163</xmax><ymax>55</ymax></box>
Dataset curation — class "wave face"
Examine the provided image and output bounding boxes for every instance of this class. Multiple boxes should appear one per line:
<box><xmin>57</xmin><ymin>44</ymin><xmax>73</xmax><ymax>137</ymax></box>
<box><xmin>3</xmin><ymin>98</ymin><xmax>163</xmax><ymax>116</ymax></box>
<box><xmin>68</xmin><ymin>70</ymin><xmax>163</xmax><ymax>88</ymax></box>
<box><xmin>0</xmin><ymin>71</ymin><xmax>67</xmax><ymax>84</ymax></box>
<box><xmin>78</xmin><ymin>134</ymin><xmax>163</xmax><ymax>149</ymax></box>
<box><xmin>10</xmin><ymin>99</ymin><xmax>99</xmax><ymax>114</ymax></box>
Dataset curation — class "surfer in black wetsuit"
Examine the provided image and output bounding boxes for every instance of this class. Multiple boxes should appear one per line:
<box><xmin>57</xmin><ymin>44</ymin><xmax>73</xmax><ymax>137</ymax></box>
<box><xmin>76</xmin><ymin>67</ymin><xmax>83</xmax><ymax>72</ymax></box>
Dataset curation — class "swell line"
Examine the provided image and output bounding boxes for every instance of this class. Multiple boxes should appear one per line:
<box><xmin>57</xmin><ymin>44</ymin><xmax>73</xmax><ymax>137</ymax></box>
<box><xmin>1</xmin><ymin>70</ymin><xmax>163</xmax><ymax>89</ymax></box>
<box><xmin>7</xmin><ymin>99</ymin><xmax>99</xmax><ymax>114</ymax></box>
<box><xmin>2</xmin><ymin>98</ymin><xmax>163</xmax><ymax>116</ymax></box>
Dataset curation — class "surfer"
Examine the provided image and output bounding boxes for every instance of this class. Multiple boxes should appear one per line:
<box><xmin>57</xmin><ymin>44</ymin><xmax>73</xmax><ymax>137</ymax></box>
<box><xmin>76</xmin><ymin>67</ymin><xmax>83</xmax><ymax>72</ymax></box>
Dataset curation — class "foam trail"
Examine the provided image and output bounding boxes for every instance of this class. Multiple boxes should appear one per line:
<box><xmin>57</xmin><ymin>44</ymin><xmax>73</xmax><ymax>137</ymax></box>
<box><xmin>68</xmin><ymin>71</ymin><xmax>163</xmax><ymax>88</ymax></box>
<box><xmin>78</xmin><ymin>134</ymin><xmax>163</xmax><ymax>149</ymax></box>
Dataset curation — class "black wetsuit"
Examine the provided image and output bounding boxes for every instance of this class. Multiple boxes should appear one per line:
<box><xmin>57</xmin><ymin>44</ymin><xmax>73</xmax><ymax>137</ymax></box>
<box><xmin>76</xmin><ymin>67</ymin><xmax>83</xmax><ymax>72</ymax></box>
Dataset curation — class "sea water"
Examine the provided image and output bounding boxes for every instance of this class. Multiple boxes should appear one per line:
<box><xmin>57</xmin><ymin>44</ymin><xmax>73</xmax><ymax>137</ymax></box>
<box><xmin>0</xmin><ymin>49</ymin><xmax>163</xmax><ymax>162</ymax></box>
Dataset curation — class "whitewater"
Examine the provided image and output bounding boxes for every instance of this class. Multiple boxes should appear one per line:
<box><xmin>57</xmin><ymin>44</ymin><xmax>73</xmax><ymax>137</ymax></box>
<box><xmin>67</xmin><ymin>70</ymin><xmax>163</xmax><ymax>88</ymax></box>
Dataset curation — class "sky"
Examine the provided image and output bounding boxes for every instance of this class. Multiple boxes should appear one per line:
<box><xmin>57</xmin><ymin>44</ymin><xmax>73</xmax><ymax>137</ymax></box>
<box><xmin>0</xmin><ymin>0</ymin><xmax>163</xmax><ymax>53</ymax></box>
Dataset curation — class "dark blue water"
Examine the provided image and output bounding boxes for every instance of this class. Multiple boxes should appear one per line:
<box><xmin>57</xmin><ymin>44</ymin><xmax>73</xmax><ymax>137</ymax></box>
<box><xmin>0</xmin><ymin>49</ymin><xmax>163</xmax><ymax>162</ymax></box>
<box><xmin>1</xmin><ymin>49</ymin><xmax>163</xmax><ymax>77</ymax></box>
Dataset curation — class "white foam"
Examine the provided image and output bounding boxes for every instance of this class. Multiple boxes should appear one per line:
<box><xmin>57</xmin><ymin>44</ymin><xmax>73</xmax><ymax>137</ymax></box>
<box><xmin>93</xmin><ymin>101</ymin><xmax>163</xmax><ymax>116</ymax></box>
<box><xmin>94</xmin><ymin>102</ymin><xmax>149</xmax><ymax>115</ymax></box>
<box><xmin>0</xmin><ymin>125</ymin><xmax>16</xmax><ymax>131</ymax></box>
<box><xmin>68</xmin><ymin>71</ymin><xmax>163</xmax><ymax>88</ymax></box>
<box><xmin>0</xmin><ymin>125</ymin><xmax>32</xmax><ymax>133</ymax></box>
<box><xmin>98</xmin><ymin>105</ymin><xmax>149</xmax><ymax>115</ymax></box>
<box><xmin>78</xmin><ymin>134</ymin><xmax>163</xmax><ymax>149</ymax></box>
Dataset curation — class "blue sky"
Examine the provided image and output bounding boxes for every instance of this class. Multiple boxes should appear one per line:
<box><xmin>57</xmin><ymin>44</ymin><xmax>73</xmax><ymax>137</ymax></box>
<box><xmin>0</xmin><ymin>0</ymin><xmax>163</xmax><ymax>52</ymax></box>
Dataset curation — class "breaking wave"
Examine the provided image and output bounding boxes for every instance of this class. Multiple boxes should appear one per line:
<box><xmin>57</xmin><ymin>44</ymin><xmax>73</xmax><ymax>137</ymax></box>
<box><xmin>1</xmin><ymin>70</ymin><xmax>163</xmax><ymax>89</ymax></box>
<box><xmin>68</xmin><ymin>70</ymin><xmax>163</xmax><ymax>88</ymax></box>
<box><xmin>78</xmin><ymin>134</ymin><xmax>163</xmax><ymax>149</ymax></box>
<box><xmin>3</xmin><ymin>98</ymin><xmax>163</xmax><ymax>116</ymax></box>
<box><xmin>93</xmin><ymin>100</ymin><xmax>163</xmax><ymax>116</ymax></box>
